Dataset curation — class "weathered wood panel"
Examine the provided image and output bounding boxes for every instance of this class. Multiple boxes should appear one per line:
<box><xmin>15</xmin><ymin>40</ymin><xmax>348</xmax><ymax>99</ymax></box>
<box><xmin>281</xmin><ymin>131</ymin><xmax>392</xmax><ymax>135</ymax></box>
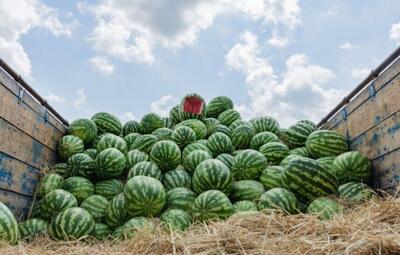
<box><xmin>372</xmin><ymin>148</ymin><xmax>400</xmax><ymax>191</ymax></box>
<box><xmin>0</xmin><ymin>190</ymin><xmax>32</xmax><ymax>220</ymax></box>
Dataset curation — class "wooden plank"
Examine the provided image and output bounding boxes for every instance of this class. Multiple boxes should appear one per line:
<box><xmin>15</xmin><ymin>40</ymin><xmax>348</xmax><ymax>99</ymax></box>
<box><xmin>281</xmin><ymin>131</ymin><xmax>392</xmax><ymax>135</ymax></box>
<box><xmin>0</xmin><ymin>152</ymin><xmax>41</xmax><ymax>196</ymax></box>
<box><xmin>0</xmin><ymin>68</ymin><xmax>67</xmax><ymax>134</ymax></box>
<box><xmin>0</xmin><ymin>118</ymin><xmax>58</xmax><ymax>170</ymax></box>
<box><xmin>0</xmin><ymin>84</ymin><xmax>64</xmax><ymax>151</ymax></box>
<box><xmin>0</xmin><ymin>190</ymin><xmax>32</xmax><ymax>220</ymax></box>
<box><xmin>372</xmin><ymin>148</ymin><xmax>400</xmax><ymax>191</ymax></box>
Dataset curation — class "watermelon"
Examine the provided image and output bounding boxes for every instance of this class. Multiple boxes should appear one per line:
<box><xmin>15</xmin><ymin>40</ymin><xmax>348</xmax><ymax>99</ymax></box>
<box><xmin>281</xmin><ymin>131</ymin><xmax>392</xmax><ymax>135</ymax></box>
<box><xmin>176</xmin><ymin>119</ymin><xmax>207</xmax><ymax>139</ymax></box>
<box><xmin>49</xmin><ymin>207</ymin><xmax>95</xmax><ymax>241</ymax></box>
<box><xmin>182</xmin><ymin>143</ymin><xmax>211</xmax><ymax>161</ymax></box>
<box><xmin>38</xmin><ymin>173</ymin><xmax>64</xmax><ymax>195</ymax></box>
<box><xmin>206</xmin><ymin>96</ymin><xmax>234</xmax><ymax>118</ymax></box>
<box><xmin>113</xmin><ymin>217</ymin><xmax>155</xmax><ymax>240</ymax></box>
<box><xmin>171</xmin><ymin>126</ymin><xmax>197</xmax><ymax>148</ymax></box>
<box><xmin>160</xmin><ymin>209</ymin><xmax>192</xmax><ymax>232</ymax></box>
<box><xmin>283</xmin><ymin>157</ymin><xmax>338</xmax><ymax>202</ymax></box>
<box><xmin>0</xmin><ymin>202</ymin><xmax>19</xmax><ymax>244</ymax></box>
<box><xmin>122</xmin><ymin>120</ymin><xmax>142</xmax><ymax>136</ymax></box>
<box><xmin>259</xmin><ymin>142</ymin><xmax>289</xmax><ymax>165</ymax></box>
<box><xmin>125</xmin><ymin>149</ymin><xmax>149</xmax><ymax>170</ymax></box>
<box><xmin>184</xmin><ymin>150</ymin><xmax>212</xmax><ymax>173</ymax></box>
<box><xmin>95</xmin><ymin>179</ymin><xmax>124</xmax><ymax>200</ymax></box>
<box><xmin>93</xmin><ymin>223</ymin><xmax>112</xmax><ymax>240</ymax></box>
<box><xmin>30</xmin><ymin>199</ymin><xmax>43</xmax><ymax>218</ymax></box>
<box><xmin>278</xmin><ymin>128</ymin><xmax>291</xmax><ymax>148</ymax></box>
<box><xmin>203</xmin><ymin>117</ymin><xmax>220</xmax><ymax>137</ymax></box>
<box><xmin>196</xmin><ymin>139</ymin><xmax>208</xmax><ymax>146</ymax></box>
<box><xmin>67</xmin><ymin>153</ymin><xmax>96</xmax><ymax>178</ymax></box>
<box><xmin>258</xmin><ymin>188</ymin><xmax>299</xmax><ymax>214</ymax></box>
<box><xmin>129</xmin><ymin>134</ymin><xmax>158</xmax><ymax>153</ymax></box>
<box><xmin>287</xmin><ymin>120</ymin><xmax>317</xmax><ymax>147</ymax></box>
<box><xmin>317</xmin><ymin>156</ymin><xmax>335</xmax><ymax>173</ymax></box>
<box><xmin>68</xmin><ymin>118</ymin><xmax>98</xmax><ymax>145</ymax></box>
<box><xmin>152</xmin><ymin>127</ymin><xmax>173</xmax><ymax>140</ymax></box>
<box><xmin>63</xmin><ymin>176</ymin><xmax>94</xmax><ymax>203</ymax></box>
<box><xmin>207</xmin><ymin>132</ymin><xmax>234</xmax><ymax>157</ymax></box>
<box><xmin>180</xmin><ymin>93</ymin><xmax>206</xmax><ymax>120</ymax></box>
<box><xmin>232</xmin><ymin>150</ymin><xmax>243</xmax><ymax>156</ymax></box>
<box><xmin>231</xmin><ymin>124</ymin><xmax>256</xmax><ymax>149</ymax></box>
<box><xmin>307</xmin><ymin>197</ymin><xmax>343</xmax><ymax>220</ymax></box>
<box><xmin>216</xmin><ymin>153</ymin><xmax>234</xmax><ymax>169</ymax></box>
<box><xmin>191</xmin><ymin>190</ymin><xmax>234</xmax><ymax>221</ymax></box>
<box><xmin>230</xmin><ymin>180</ymin><xmax>265</xmax><ymax>201</ymax></box>
<box><xmin>214</xmin><ymin>124</ymin><xmax>232</xmax><ymax>137</ymax></box>
<box><xmin>233</xmin><ymin>200</ymin><xmax>258</xmax><ymax>213</ymax></box>
<box><xmin>229</xmin><ymin>119</ymin><xmax>252</xmax><ymax>130</ymax></box>
<box><xmin>40</xmin><ymin>189</ymin><xmax>78</xmax><ymax>220</ymax></box>
<box><xmin>48</xmin><ymin>163</ymin><xmax>70</xmax><ymax>178</ymax></box>
<box><xmin>259</xmin><ymin>166</ymin><xmax>285</xmax><ymax>190</ymax></box>
<box><xmin>218</xmin><ymin>109</ymin><xmax>241</xmax><ymax>126</ymax></box>
<box><xmin>163</xmin><ymin>169</ymin><xmax>191</xmax><ymax>191</ymax></box>
<box><xmin>83</xmin><ymin>148</ymin><xmax>98</xmax><ymax>159</ymax></box>
<box><xmin>250</xmin><ymin>131</ymin><xmax>280</xmax><ymax>150</ymax></box>
<box><xmin>231</xmin><ymin>149</ymin><xmax>267</xmax><ymax>180</ymax></box>
<box><xmin>58</xmin><ymin>135</ymin><xmax>84</xmax><ymax>161</ymax></box>
<box><xmin>95</xmin><ymin>148</ymin><xmax>126</xmax><ymax>179</ymax></box>
<box><xmin>18</xmin><ymin>218</ymin><xmax>48</xmax><ymax>239</ymax></box>
<box><xmin>332</xmin><ymin>151</ymin><xmax>371</xmax><ymax>184</ymax></box>
<box><xmin>124</xmin><ymin>176</ymin><xmax>166</xmax><ymax>217</ymax></box>
<box><xmin>289</xmin><ymin>147</ymin><xmax>310</xmax><ymax>157</ymax></box>
<box><xmin>163</xmin><ymin>117</ymin><xmax>174</xmax><ymax>129</ymax></box>
<box><xmin>279</xmin><ymin>154</ymin><xmax>301</xmax><ymax>167</ymax></box>
<box><xmin>150</xmin><ymin>140</ymin><xmax>181</xmax><ymax>171</ymax></box>
<box><xmin>124</xmin><ymin>133</ymin><xmax>141</xmax><ymax>148</ymax></box>
<box><xmin>96</xmin><ymin>133</ymin><xmax>128</xmax><ymax>154</ymax></box>
<box><xmin>128</xmin><ymin>161</ymin><xmax>162</xmax><ymax>181</ymax></box>
<box><xmin>140</xmin><ymin>113</ymin><xmax>164</xmax><ymax>134</ymax></box>
<box><xmin>92</xmin><ymin>112</ymin><xmax>122</xmax><ymax>135</ymax></box>
<box><xmin>166</xmin><ymin>187</ymin><xmax>196</xmax><ymax>212</ymax></box>
<box><xmin>338</xmin><ymin>182</ymin><xmax>375</xmax><ymax>202</ymax></box>
<box><xmin>306</xmin><ymin>130</ymin><xmax>348</xmax><ymax>158</ymax></box>
<box><xmin>250</xmin><ymin>116</ymin><xmax>280</xmax><ymax>134</ymax></box>
<box><xmin>105</xmin><ymin>193</ymin><xmax>127</xmax><ymax>227</ymax></box>
<box><xmin>80</xmin><ymin>195</ymin><xmax>109</xmax><ymax>222</ymax></box>
<box><xmin>169</xmin><ymin>104</ymin><xmax>182</xmax><ymax>124</ymax></box>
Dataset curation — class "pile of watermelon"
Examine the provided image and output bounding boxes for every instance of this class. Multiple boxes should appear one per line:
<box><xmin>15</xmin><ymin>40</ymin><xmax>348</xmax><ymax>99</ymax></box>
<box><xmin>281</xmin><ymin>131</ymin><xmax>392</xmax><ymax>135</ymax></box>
<box><xmin>0</xmin><ymin>93</ymin><xmax>376</xmax><ymax>244</ymax></box>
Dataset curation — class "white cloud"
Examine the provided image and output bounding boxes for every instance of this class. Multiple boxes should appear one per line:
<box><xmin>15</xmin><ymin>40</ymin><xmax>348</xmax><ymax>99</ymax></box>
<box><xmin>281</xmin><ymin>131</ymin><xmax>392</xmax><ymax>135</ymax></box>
<box><xmin>83</xmin><ymin>0</ymin><xmax>300</xmax><ymax>65</ymax></box>
<box><xmin>120</xmin><ymin>112</ymin><xmax>136</xmax><ymax>123</ymax></box>
<box><xmin>44</xmin><ymin>93</ymin><xmax>65</xmax><ymax>103</ymax></box>
<box><xmin>351</xmin><ymin>67</ymin><xmax>370</xmax><ymax>80</ymax></box>
<box><xmin>390</xmin><ymin>22</ymin><xmax>400</xmax><ymax>45</ymax></box>
<box><xmin>267</xmin><ymin>32</ymin><xmax>289</xmax><ymax>48</ymax></box>
<box><xmin>0</xmin><ymin>0</ymin><xmax>74</xmax><ymax>77</ymax></box>
<box><xmin>150</xmin><ymin>95</ymin><xmax>179</xmax><ymax>117</ymax></box>
<box><xmin>225</xmin><ymin>32</ymin><xmax>342</xmax><ymax>127</ymax></box>
<box><xmin>73</xmin><ymin>89</ymin><xmax>86</xmax><ymax>109</ymax></box>
<box><xmin>89</xmin><ymin>56</ymin><xmax>115</xmax><ymax>75</ymax></box>
<box><xmin>339</xmin><ymin>42</ymin><xmax>358</xmax><ymax>50</ymax></box>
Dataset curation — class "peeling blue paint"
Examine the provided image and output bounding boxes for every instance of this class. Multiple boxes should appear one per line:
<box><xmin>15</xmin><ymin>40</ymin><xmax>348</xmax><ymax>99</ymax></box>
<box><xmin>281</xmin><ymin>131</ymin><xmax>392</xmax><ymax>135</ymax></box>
<box><xmin>31</xmin><ymin>140</ymin><xmax>43</xmax><ymax>164</ymax></box>
<box><xmin>368</xmin><ymin>132</ymin><xmax>380</xmax><ymax>146</ymax></box>
<box><xmin>350</xmin><ymin>133</ymin><xmax>366</xmax><ymax>150</ymax></box>
<box><xmin>374</xmin><ymin>116</ymin><xmax>381</xmax><ymax>125</ymax></box>
<box><xmin>387</xmin><ymin>123</ymin><xmax>400</xmax><ymax>135</ymax></box>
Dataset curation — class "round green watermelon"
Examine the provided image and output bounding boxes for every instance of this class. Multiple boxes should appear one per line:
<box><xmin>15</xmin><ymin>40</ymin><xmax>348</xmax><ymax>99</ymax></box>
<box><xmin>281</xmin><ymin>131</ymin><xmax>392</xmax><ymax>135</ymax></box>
<box><xmin>129</xmin><ymin>134</ymin><xmax>158</xmax><ymax>153</ymax></box>
<box><xmin>95</xmin><ymin>148</ymin><xmax>126</xmax><ymax>179</ymax></box>
<box><xmin>207</xmin><ymin>132</ymin><xmax>234</xmax><ymax>157</ymax></box>
<box><xmin>95</xmin><ymin>179</ymin><xmax>124</xmax><ymax>200</ymax></box>
<box><xmin>259</xmin><ymin>142</ymin><xmax>289</xmax><ymax>165</ymax></box>
<box><xmin>163</xmin><ymin>117</ymin><xmax>174</xmax><ymax>129</ymax></box>
<box><xmin>113</xmin><ymin>217</ymin><xmax>155</xmax><ymax>240</ymax></box>
<box><xmin>150</xmin><ymin>140</ymin><xmax>181</xmax><ymax>172</ymax></box>
<box><xmin>152</xmin><ymin>127</ymin><xmax>173</xmax><ymax>140</ymax></box>
<box><xmin>48</xmin><ymin>163</ymin><xmax>70</xmax><ymax>178</ymax></box>
<box><xmin>289</xmin><ymin>147</ymin><xmax>310</xmax><ymax>157</ymax></box>
<box><xmin>182</xmin><ymin>143</ymin><xmax>211</xmax><ymax>161</ymax></box>
<box><xmin>206</xmin><ymin>96</ymin><xmax>234</xmax><ymax>118</ymax></box>
<box><xmin>233</xmin><ymin>200</ymin><xmax>258</xmax><ymax>214</ymax></box>
<box><xmin>38</xmin><ymin>173</ymin><xmax>64</xmax><ymax>195</ymax></box>
<box><xmin>58</xmin><ymin>135</ymin><xmax>84</xmax><ymax>161</ymax></box>
<box><xmin>306</xmin><ymin>130</ymin><xmax>348</xmax><ymax>158</ymax></box>
<box><xmin>160</xmin><ymin>209</ymin><xmax>192</xmax><ymax>232</ymax></box>
<box><xmin>0</xmin><ymin>202</ymin><xmax>19</xmax><ymax>244</ymax></box>
<box><xmin>166</xmin><ymin>187</ymin><xmax>196</xmax><ymax>212</ymax></box>
<box><xmin>307</xmin><ymin>197</ymin><xmax>343</xmax><ymax>220</ymax></box>
<box><xmin>68</xmin><ymin>118</ymin><xmax>98</xmax><ymax>145</ymax></box>
<box><xmin>230</xmin><ymin>180</ymin><xmax>265</xmax><ymax>201</ymax></box>
<box><xmin>250</xmin><ymin>131</ymin><xmax>280</xmax><ymax>150</ymax></box>
<box><xmin>125</xmin><ymin>149</ymin><xmax>149</xmax><ymax>170</ymax></box>
<box><xmin>215</xmin><ymin>153</ymin><xmax>234</xmax><ymax>169</ymax></box>
<box><xmin>140</xmin><ymin>113</ymin><xmax>164</xmax><ymax>134</ymax></box>
<box><xmin>229</xmin><ymin>119</ymin><xmax>251</xmax><ymax>130</ymax></box>
<box><xmin>171</xmin><ymin>126</ymin><xmax>197</xmax><ymax>148</ymax></box>
<box><xmin>122</xmin><ymin>120</ymin><xmax>142</xmax><ymax>136</ymax></box>
<box><xmin>332</xmin><ymin>151</ymin><xmax>371</xmax><ymax>184</ymax></box>
<box><xmin>96</xmin><ymin>133</ymin><xmax>128</xmax><ymax>154</ymax></box>
<box><xmin>128</xmin><ymin>161</ymin><xmax>162</xmax><ymax>181</ymax></box>
<box><xmin>67</xmin><ymin>153</ymin><xmax>96</xmax><ymax>178</ymax></box>
<box><xmin>316</xmin><ymin>156</ymin><xmax>335</xmax><ymax>173</ymax></box>
<box><xmin>40</xmin><ymin>189</ymin><xmax>78</xmax><ymax>220</ymax></box>
<box><xmin>124</xmin><ymin>133</ymin><xmax>142</xmax><ymax>148</ymax></box>
<box><xmin>80</xmin><ymin>195</ymin><xmax>109</xmax><ymax>222</ymax></box>
<box><xmin>93</xmin><ymin>223</ymin><xmax>112</xmax><ymax>240</ymax></box>
<box><xmin>338</xmin><ymin>182</ymin><xmax>375</xmax><ymax>203</ymax></box>
<box><xmin>169</xmin><ymin>104</ymin><xmax>182</xmax><ymax>124</ymax></box>
<box><xmin>218</xmin><ymin>109</ymin><xmax>241</xmax><ymax>127</ymax></box>
<box><xmin>258</xmin><ymin>188</ymin><xmax>299</xmax><ymax>214</ymax></box>
<box><xmin>279</xmin><ymin>154</ymin><xmax>301</xmax><ymax>167</ymax></box>
<box><xmin>83</xmin><ymin>148</ymin><xmax>98</xmax><ymax>159</ymax></box>
<box><xmin>18</xmin><ymin>218</ymin><xmax>48</xmax><ymax>239</ymax></box>
<box><xmin>191</xmin><ymin>190</ymin><xmax>234</xmax><ymax>221</ymax></box>
<box><xmin>175</xmin><ymin>119</ymin><xmax>207</xmax><ymax>139</ymax></box>
<box><xmin>184</xmin><ymin>150</ymin><xmax>212</xmax><ymax>173</ymax></box>
<box><xmin>250</xmin><ymin>116</ymin><xmax>280</xmax><ymax>134</ymax></box>
<box><xmin>92</xmin><ymin>112</ymin><xmax>122</xmax><ymax>135</ymax></box>
<box><xmin>105</xmin><ymin>193</ymin><xmax>128</xmax><ymax>228</ymax></box>
<box><xmin>163</xmin><ymin>169</ymin><xmax>192</xmax><ymax>191</ymax></box>
<box><xmin>259</xmin><ymin>166</ymin><xmax>285</xmax><ymax>190</ymax></box>
<box><xmin>231</xmin><ymin>124</ymin><xmax>256</xmax><ymax>149</ymax></box>
<box><xmin>62</xmin><ymin>176</ymin><xmax>94</xmax><ymax>203</ymax></box>
<box><xmin>287</xmin><ymin>120</ymin><xmax>317</xmax><ymax>147</ymax></box>
<box><xmin>231</xmin><ymin>149</ymin><xmax>267</xmax><ymax>180</ymax></box>
<box><xmin>203</xmin><ymin>117</ymin><xmax>220</xmax><ymax>137</ymax></box>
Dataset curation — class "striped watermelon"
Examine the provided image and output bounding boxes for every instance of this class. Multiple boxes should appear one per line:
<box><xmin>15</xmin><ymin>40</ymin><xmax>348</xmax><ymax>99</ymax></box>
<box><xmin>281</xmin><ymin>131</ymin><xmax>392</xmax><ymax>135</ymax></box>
<box><xmin>83</xmin><ymin>148</ymin><xmax>98</xmax><ymax>159</ymax></box>
<box><xmin>287</xmin><ymin>120</ymin><xmax>317</xmax><ymax>147</ymax></box>
<box><xmin>160</xmin><ymin>209</ymin><xmax>192</xmax><ymax>232</ymax></box>
<box><xmin>95</xmin><ymin>148</ymin><xmax>126</xmax><ymax>179</ymax></box>
<box><xmin>307</xmin><ymin>197</ymin><xmax>343</xmax><ymax>220</ymax></box>
<box><xmin>306</xmin><ymin>130</ymin><xmax>348</xmax><ymax>158</ymax></box>
<box><xmin>192</xmin><ymin>159</ymin><xmax>233</xmax><ymax>195</ymax></box>
<box><xmin>58</xmin><ymin>135</ymin><xmax>84</xmax><ymax>161</ymax></box>
<box><xmin>232</xmin><ymin>149</ymin><xmax>243</xmax><ymax>156</ymax></box>
<box><xmin>95</xmin><ymin>179</ymin><xmax>124</xmax><ymax>200</ymax></box>
<box><xmin>250</xmin><ymin>116</ymin><xmax>280</xmax><ymax>134</ymax></box>
<box><xmin>206</xmin><ymin>96</ymin><xmax>234</xmax><ymax>118</ymax></box>
<box><xmin>229</xmin><ymin>119</ymin><xmax>252</xmax><ymax>130</ymax></box>
<box><xmin>125</xmin><ymin>149</ymin><xmax>149</xmax><ymax>170</ymax></box>
<box><xmin>171</xmin><ymin>126</ymin><xmax>197</xmax><ymax>148</ymax></box>
<box><xmin>278</xmin><ymin>128</ymin><xmax>291</xmax><ymax>148</ymax></box>
<box><xmin>338</xmin><ymin>182</ymin><xmax>375</xmax><ymax>202</ymax></box>
<box><xmin>30</xmin><ymin>199</ymin><xmax>43</xmax><ymax>218</ymax></box>
<box><xmin>218</xmin><ymin>109</ymin><xmax>241</xmax><ymax>126</ymax></box>
<box><xmin>180</xmin><ymin>93</ymin><xmax>206</xmax><ymax>120</ymax></box>
<box><xmin>0</xmin><ymin>202</ymin><xmax>19</xmax><ymax>244</ymax></box>
<box><xmin>169</xmin><ymin>104</ymin><xmax>182</xmax><ymax>124</ymax></box>
<box><xmin>233</xmin><ymin>200</ymin><xmax>258</xmax><ymax>213</ymax></box>
<box><xmin>259</xmin><ymin>142</ymin><xmax>289</xmax><ymax>165</ymax></box>
<box><xmin>67</xmin><ymin>153</ymin><xmax>96</xmax><ymax>178</ymax></box>
<box><xmin>122</xmin><ymin>120</ymin><xmax>142</xmax><ymax>136</ymax></box>
<box><xmin>124</xmin><ymin>176</ymin><xmax>166</xmax><ymax>217</ymax></box>
<box><xmin>231</xmin><ymin>124</ymin><xmax>256</xmax><ymax>149</ymax></box>
<box><xmin>39</xmin><ymin>173</ymin><xmax>64</xmax><ymax>195</ymax></box>
<box><xmin>289</xmin><ymin>147</ymin><xmax>310</xmax><ymax>157</ymax></box>
<box><xmin>18</xmin><ymin>218</ymin><xmax>48</xmax><ymax>239</ymax></box>
<box><xmin>216</xmin><ymin>153</ymin><xmax>234</xmax><ymax>169</ymax></box>
<box><xmin>129</xmin><ymin>134</ymin><xmax>158</xmax><ymax>153</ymax></box>
<box><xmin>96</xmin><ymin>133</ymin><xmax>128</xmax><ymax>154</ymax></box>
<box><xmin>105</xmin><ymin>193</ymin><xmax>128</xmax><ymax>227</ymax></box>
<box><xmin>316</xmin><ymin>156</ymin><xmax>335</xmax><ymax>173</ymax></box>
<box><xmin>113</xmin><ymin>217</ymin><xmax>155</xmax><ymax>240</ymax></box>
<box><xmin>182</xmin><ymin>142</ymin><xmax>211</xmax><ymax>161</ymax></box>
<box><xmin>332</xmin><ymin>151</ymin><xmax>371</xmax><ymax>184</ymax></box>
<box><xmin>191</xmin><ymin>190</ymin><xmax>234</xmax><ymax>221</ymax></box>
<box><xmin>231</xmin><ymin>149</ymin><xmax>267</xmax><ymax>180</ymax></box>
<box><xmin>214</xmin><ymin>124</ymin><xmax>232</xmax><ymax>137</ymax></box>
<box><xmin>176</xmin><ymin>119</ymin><xmax>207</xmax><ymax>139</ymax></box>
<box><xmin>230</xmin><ymin>180</ymin><xmax>265</xmax><ymax>201</ymax></box>
<box><xmin>184</xmin><ymin>150</ymin><xmax>212</xmax><ymax>173</ymax></box>
<box><xmin>152</xmin><ymin>127</ymin><xmax>173</xmax><ymax>140</ymax></box>
<box><xmin>48</xmin><ymin>163</ymin><xmax>70</xmax><ymax>178</ymax></box>
<box><xmin>166</xmin><ymin>187</ymin><xmax>196</xmax><ymax>212</ymax></box>
<box><xmin>140</xmin><ymin>113</ymin><xmax>164</xmax><ymax>134</ymax></box>
<box><xmin>40</xmin><ymin>189</ymin><xmax>78</xmax><ymax>220</ymax></box>
<box><xmin>124</xmin><ymin>133</ymin><xmax>141</xmax><ymax>148</ymax></box>
<box><xmin>259</xmin><ymin>166</ymin><xmax>285</xmax><ymax>190</ymax></box>
<box><xmin>163</xmin><ymin>117</ymin><xmax>174</xmax><ymax>129</ymax></box>
<box><xmin>92</xmin><ymin>112</ymin><xmax>122</xmax><ymax>135</ymax></box>
<box><xmin>128</xmin><ymin>161</ymin><xmax>162</xmax><ymax>181</ymax></box>
<box><xmin>93</xmin><ymin>223</ymin><xmax>112</xmax><ymax>240</ymax></box>
<box><xmin>203</xmin><ymin>117</ymin><xmax>220</xmax><ymax>137</ymax></box>
<box><xmin>279</xmin><ymin>154</ymin><xmax>301</xmax><ymax>167</ymax></box>
<box><xmin>207</xmin><ymin>132</ymin><xmax>234</xmax><ymax>157</ymax></box>
<box><xmin>163</xmin><ymin>169</ymin><xmax>191</xmax><ymax>191</ymax></box>
<box><xmin>81</xmin><ymin>195</ymin><xmax>109</xmax><ymax>222</ymax></box>
<box><xmin>63</xmin><ymin>176</ymin><xmax>94</xmax><ymax>203</ymax></box>
<box><xmin>150</xmin><ymin>140</ymin><xmax>181</xmax><ymax>171</ymax></box>
<box><xmin>250</xmin><ymin>131</ymin><xmax>280</xmax><ymax>150</ymax></box>
<box><xmin>68</xmin><ymin>118</ymin><xmax>98</xmax><ymax>145</ymax></box>
<box><xmin>258</xmin><ymin>188</ymin><xmax>299</xmax><ymax>214</ymax></box>
<box><xmin>196</xmin><ymin>139</ymin><xmax>208</xmax><ymax>146</ymax></box>
<box><xmin>49</xmin><ymin>207</ymin><xmax>95</xmax><ymax>241</ymax></box>
<box><xmin>283</xmin><ymin>157</ymin><xmax>338</xmax><ymax>202</ymax></box>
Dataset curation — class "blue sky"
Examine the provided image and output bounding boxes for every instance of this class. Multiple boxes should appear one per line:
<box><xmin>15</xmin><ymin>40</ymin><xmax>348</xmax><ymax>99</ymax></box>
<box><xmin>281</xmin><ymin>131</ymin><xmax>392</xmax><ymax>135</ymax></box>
<box><xmin>1</xmin><ymin>0</ymin><xmax>400</xmax><ymax>127</ymax></box>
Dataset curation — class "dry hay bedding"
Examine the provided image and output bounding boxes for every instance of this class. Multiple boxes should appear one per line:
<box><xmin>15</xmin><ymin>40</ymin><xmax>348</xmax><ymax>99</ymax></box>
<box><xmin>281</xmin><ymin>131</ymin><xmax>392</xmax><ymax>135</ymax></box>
<box><xmin>2</xmin><ymin>196</ymin><xmax>400</xmax><ymax>255</ymax></box>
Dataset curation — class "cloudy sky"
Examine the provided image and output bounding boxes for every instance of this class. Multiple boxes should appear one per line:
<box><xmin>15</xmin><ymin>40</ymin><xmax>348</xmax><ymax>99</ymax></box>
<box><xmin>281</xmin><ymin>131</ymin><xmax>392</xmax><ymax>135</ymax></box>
<box><xmin>1</xmin><ymin>0</ymin><xmax>400</xmax><ymax>127</ymax></box>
